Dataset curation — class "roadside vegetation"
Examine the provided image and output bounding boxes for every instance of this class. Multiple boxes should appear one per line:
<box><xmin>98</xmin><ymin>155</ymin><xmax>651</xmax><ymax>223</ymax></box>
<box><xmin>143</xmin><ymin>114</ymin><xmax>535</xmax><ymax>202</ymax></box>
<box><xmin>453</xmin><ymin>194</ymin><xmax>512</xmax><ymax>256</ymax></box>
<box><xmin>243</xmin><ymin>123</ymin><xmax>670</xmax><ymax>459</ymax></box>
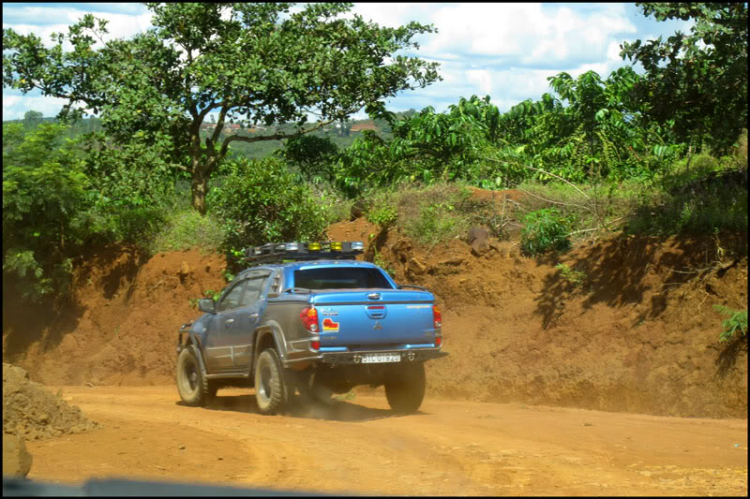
<box><xmin>3</xmin><ymin>0</ymin><xmax>748</xmax><ymax>348</ymax></box>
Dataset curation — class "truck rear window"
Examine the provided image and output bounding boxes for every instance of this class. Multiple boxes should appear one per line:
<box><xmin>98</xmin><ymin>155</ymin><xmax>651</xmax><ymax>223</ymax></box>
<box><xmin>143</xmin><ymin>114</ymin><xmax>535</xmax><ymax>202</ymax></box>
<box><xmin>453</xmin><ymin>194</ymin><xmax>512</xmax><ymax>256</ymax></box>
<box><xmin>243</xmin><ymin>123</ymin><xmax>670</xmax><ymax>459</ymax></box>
<box><xmin>293</xmin><ymin>267</ymin><xmax>392</xmax><ymax>290</ymax></box>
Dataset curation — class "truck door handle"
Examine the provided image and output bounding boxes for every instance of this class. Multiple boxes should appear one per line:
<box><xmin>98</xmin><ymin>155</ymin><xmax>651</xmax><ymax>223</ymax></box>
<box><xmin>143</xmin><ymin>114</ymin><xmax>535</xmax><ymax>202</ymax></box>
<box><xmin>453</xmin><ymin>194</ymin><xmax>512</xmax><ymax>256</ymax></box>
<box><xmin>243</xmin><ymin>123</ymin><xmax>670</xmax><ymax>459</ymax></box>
<box><xmin>249</xmin><ymin>313</ymin><xmax>259</xmax><ymax>319</ymax></box>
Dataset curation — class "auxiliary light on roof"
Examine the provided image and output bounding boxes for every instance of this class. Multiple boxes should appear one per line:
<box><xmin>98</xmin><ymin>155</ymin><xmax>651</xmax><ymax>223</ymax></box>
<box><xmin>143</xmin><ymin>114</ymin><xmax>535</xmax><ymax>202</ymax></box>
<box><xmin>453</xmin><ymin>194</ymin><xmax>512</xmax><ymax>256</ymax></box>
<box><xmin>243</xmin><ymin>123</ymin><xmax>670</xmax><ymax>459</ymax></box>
<box><xmin>243</xmin><ymin>241</ymin><xmax>364</xmax><ymax>264</ymax></box>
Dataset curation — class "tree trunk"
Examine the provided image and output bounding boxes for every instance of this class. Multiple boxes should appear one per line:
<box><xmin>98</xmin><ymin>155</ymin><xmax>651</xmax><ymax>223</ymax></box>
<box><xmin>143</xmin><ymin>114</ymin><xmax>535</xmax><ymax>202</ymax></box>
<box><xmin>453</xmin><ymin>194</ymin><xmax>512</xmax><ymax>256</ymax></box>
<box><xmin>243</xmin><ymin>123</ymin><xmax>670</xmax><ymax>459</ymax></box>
<box><xmin>191</xmin><ymin>169</ymin><xmax>209</xmax><ymax>215</ymax></box>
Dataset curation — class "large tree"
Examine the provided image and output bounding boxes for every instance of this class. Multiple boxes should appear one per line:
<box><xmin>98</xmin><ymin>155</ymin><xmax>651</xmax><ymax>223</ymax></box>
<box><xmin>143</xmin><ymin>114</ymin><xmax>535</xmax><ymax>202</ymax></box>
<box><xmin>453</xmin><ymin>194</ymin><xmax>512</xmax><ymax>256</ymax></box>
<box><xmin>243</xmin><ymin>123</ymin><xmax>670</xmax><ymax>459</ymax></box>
<box><xmin>3</xmin><ymin>3</ymin><xmax>441</xmax><ymax>213</ymax></box>
<box><xmin>620</xmin><ymin>3</ymin><xmax>748</xmax><ymax>153</ymax></box>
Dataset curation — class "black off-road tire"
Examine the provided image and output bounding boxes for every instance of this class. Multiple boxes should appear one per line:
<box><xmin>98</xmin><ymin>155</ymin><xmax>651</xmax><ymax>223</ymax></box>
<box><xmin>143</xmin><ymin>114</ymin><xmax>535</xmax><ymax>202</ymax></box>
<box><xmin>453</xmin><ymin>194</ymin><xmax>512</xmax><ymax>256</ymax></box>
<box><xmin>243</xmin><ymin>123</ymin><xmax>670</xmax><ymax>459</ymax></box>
<box><xmin>385</xmin><ymin>362</ymin><xmax>426</xmax><ymax>413</ymax></box>
<box><xmin>254</xmin><ymin>348</ymin><xmax>291</xmax><ymax>415</ymax></box>
<box><xmin>176</xmin><ymin>345</ymin><xmax>216</xmax><ymax>407</ymax></box>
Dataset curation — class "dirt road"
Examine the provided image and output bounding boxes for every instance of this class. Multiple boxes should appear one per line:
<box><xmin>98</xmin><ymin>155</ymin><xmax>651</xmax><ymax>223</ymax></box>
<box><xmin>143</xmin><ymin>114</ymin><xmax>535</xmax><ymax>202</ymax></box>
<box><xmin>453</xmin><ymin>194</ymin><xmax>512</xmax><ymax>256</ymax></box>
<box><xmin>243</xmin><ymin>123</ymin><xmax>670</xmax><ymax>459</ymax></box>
<box><xmin>26</xmin><ymin>386</ymin><xmax>747</xmax><ymax>496</ymax></box>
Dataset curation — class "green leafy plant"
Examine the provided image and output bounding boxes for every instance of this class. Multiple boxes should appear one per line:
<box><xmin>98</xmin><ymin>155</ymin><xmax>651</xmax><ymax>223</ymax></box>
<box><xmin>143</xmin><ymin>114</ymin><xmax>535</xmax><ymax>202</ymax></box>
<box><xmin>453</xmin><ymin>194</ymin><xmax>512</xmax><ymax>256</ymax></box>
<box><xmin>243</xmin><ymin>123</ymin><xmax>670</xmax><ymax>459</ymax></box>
<box><xmin>555</xmin><ymin>264</ymin><xmax>587</xmax><ymax>288</ymax></box>
<box><xmin>3</xmin><ymin>123</ymin><xmax>90</xmax><ymax>300</ymax></box>
<box><xmin>208</xmin><ymin>156</ymin><xmax>328</xmax><ymax>269</ymax></box>
<box><xmin>366</xmin><ymin>202</ymin><xmax>398</xmax><ymax>230</ymax></box>
<box><xmin>520</xmin><ymin>208</ymin><xmax>571</xmax><ymax>256</ymax></box>
<box><xmin>713</xmin><ymin>305</ymin><xmax>748</xmax><ymax>342</ymax></box>
<box><xmin>372</xmin><ymin>247</ymin><xmax>396</xmax><ymax>278</ymax></box>
<box><xmin>203</xmin><ymin>289</ymin><xmax>222</xmax><ymax>302</ymax></box>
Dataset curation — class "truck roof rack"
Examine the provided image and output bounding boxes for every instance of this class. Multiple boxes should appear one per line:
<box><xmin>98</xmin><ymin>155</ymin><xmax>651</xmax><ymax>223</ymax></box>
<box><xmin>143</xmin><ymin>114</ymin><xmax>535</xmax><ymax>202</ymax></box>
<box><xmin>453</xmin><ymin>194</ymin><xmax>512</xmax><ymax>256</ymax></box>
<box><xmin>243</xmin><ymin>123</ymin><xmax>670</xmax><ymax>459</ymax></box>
<box><xmin>243</xmin><ymin>241</ymin><xmax>364</xmax><ymax>265</ymax></box>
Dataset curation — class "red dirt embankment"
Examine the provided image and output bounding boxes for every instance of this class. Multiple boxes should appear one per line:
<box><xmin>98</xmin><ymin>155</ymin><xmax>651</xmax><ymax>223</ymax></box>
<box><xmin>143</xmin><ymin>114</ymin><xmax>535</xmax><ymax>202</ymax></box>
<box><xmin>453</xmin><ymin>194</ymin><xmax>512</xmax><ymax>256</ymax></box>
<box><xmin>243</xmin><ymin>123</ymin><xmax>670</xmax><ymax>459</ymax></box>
<box><xmin>2</xmin><ymin>216</ymin><xmax>747</xmax><ymax>418</ymax></box>
<box><xmin>2</xmin><ymin>245</ymin><xmax>227</xmax><ymax>387</ymax></box>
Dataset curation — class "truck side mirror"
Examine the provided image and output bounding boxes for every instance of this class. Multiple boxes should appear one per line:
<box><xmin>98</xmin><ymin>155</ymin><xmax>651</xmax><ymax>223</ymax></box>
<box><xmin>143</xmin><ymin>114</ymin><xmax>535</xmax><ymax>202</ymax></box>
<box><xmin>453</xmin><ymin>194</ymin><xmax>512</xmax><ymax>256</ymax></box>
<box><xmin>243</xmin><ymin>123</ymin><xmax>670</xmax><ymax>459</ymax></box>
<box><xmin>198</xmin><ymin>298</ymin><xmax>217</xmax><ymax>314</ymax></box>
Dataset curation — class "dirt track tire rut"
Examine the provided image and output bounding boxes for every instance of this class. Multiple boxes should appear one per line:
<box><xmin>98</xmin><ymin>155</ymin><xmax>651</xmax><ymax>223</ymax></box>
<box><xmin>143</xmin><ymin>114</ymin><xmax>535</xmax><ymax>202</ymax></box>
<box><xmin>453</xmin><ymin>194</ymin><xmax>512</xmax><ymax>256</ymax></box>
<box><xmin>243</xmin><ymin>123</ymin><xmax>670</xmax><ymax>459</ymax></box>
<box><xmin>23</xmin><ymin>386</ymin><xmax>748</xmax><ymax>496</ymax></box>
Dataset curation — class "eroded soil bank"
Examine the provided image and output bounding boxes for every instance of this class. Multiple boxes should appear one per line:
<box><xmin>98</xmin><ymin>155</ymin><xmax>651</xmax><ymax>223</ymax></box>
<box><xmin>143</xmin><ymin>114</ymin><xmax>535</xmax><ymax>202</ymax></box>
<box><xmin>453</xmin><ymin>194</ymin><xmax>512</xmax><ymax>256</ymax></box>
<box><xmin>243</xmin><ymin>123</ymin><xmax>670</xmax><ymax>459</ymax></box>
<box><xmin>3</xmin><ymin>220</ymin><xmax>747</xmax><ymax>418</ymax></box>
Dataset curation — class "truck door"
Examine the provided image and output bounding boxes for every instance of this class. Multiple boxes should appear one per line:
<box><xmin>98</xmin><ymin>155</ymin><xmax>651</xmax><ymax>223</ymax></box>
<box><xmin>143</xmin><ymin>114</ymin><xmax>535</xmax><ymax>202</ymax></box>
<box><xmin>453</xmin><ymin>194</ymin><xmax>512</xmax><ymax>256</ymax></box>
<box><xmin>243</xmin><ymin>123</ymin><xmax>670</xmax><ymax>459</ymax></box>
<box><xmin>229</xmin><ymin>274</ymin><xmax>269</xmax><ymax>369</ymax></box>
<box><xmin>204</xmin><ymin>279</ymin><xmax>247</xmax><ymax>372</ymax></box>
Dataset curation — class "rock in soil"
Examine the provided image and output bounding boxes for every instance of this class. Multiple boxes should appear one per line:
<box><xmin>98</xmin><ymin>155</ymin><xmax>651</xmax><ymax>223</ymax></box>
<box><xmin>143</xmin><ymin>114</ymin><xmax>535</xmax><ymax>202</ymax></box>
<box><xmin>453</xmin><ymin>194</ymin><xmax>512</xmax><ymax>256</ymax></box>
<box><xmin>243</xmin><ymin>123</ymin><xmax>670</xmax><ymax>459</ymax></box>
<box><xmin>2</xmin><ymin>433</ymin><xmax>33</xmax><ymax>478</ymax></box>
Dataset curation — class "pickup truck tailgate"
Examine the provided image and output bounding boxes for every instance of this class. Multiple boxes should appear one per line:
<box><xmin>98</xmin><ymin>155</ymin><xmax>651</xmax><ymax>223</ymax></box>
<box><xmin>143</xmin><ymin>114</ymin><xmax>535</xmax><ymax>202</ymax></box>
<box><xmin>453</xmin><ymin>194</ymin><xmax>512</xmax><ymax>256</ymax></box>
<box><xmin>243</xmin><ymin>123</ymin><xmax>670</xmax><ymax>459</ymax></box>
<box><xmin>310</xmin><ymin>290</ymin><xmax>436</xmax><ymax>347</ymax></box>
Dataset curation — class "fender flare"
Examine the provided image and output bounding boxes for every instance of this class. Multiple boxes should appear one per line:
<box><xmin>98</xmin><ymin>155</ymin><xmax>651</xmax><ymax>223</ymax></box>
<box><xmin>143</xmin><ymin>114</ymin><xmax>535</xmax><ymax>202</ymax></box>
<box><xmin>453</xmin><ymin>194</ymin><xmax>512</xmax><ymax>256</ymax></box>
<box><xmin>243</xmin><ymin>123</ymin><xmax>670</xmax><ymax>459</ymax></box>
<box><xmin>185</xmin><ymin>330</ymin><xmax>209</xmax><ymax>376</ymax></box>
<box><xmin>252</xmin><ymin>320</ymin><xmax>287</xmax><ymax>373</ymax></box>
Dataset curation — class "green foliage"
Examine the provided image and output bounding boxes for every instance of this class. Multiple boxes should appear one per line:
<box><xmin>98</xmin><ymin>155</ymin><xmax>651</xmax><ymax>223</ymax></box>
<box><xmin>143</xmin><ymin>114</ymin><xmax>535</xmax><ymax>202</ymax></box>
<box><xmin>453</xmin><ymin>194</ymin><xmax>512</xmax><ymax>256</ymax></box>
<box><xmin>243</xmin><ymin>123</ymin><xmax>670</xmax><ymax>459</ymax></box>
<box><xmin>405</xmin><ymin>202</ymin><xmax>463</xmax><ymax>247</ymax></box>
<box><xmin>555</xmin><ymin>264</ymin><xmax>587</xmax><ymax>288</ymax></box>
<box><xmin>278</xmin><ymin>134</ymin><xmax>339</xmax><ymax>183</ymax></box>
<box><xmin>713</xmin><ymin>305</ymin><xmax>748</xmax><ymax>342</ymax></box>
<box><xmin>3</xmin><ymin>123</ymin><xmax>90</xmax><ymax>300</ymax></box>
<box><xmin>626</xmin><ymin>167</ymin><xmax>748</xmax><ymax>235</ymax></box>
<box><xmin>151</xmin><ymin>209</ymin><xmax>225</xmax><ymax>253</ymax></box>
<box><xmin>207</xmin><ymin>156</ymin><xmax>329</xmax><ymax>267</ymax></box>
<box><xmin>620</xmin><ymin>3</ymin><xmax>748</xmax><ymax>154</ymax></box>
<box><xmin>4</xmin><ymin>3</ymin><xmax>441</xmax><ymax>213</ymax></box>
<box><xmin>371</xmin><ymin>247</ymin><xmax>395</xmax><ymax>278</ymax></box>
<box><xmin>520</xmin><ymin>208</ymin><xmax>572</xmax><ymax>256</ymax></box>
<box><xmin>80</xmin><ymin>132</ymin><xmax>177</xmax><ymax>210</ymax></box>
<box><xmin>332</xmin><ymin>96</ymin><xmax>506</xmax><ymax>196</ymax></box>
<box><xmin>366</xmin><ymin>199</ymin><xmax>399</xmax><ymax>229</ymax></box>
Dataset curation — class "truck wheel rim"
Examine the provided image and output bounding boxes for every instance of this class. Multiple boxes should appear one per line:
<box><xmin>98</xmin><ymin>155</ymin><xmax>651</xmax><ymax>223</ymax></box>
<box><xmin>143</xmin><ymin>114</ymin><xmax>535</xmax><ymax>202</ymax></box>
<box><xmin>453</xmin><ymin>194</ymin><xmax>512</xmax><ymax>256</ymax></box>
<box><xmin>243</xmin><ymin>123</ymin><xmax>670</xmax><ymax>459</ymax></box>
<box><xmin>184</xmin><ymin>359</ymin><xmax>198</xmax><ymax>392</ymax></box>
<box><xmin>259</xmin><ymin>364</ymin><xmax>272</xmax><ymax>401</ymax></box>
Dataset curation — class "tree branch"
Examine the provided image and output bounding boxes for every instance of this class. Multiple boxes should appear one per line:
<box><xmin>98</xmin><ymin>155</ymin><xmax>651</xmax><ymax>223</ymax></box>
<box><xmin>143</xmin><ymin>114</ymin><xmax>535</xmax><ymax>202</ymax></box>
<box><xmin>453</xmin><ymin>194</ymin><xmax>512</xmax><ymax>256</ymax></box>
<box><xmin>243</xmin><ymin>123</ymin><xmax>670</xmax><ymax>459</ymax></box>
<box><xmin>169</xmin><ymin>162</ymin><xmax>189</xmax><ymax>172</ymax></box>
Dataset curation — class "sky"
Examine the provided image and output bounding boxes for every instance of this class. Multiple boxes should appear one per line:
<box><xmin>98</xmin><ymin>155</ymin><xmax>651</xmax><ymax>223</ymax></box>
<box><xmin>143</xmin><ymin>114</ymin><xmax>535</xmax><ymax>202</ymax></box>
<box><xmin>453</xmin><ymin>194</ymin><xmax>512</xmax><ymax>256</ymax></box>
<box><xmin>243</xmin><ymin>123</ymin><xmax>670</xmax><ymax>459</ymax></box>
<box><xmin>2</xmin><ymin>2</ymin><xmax>693</xmax><ymax>122</ymax></box>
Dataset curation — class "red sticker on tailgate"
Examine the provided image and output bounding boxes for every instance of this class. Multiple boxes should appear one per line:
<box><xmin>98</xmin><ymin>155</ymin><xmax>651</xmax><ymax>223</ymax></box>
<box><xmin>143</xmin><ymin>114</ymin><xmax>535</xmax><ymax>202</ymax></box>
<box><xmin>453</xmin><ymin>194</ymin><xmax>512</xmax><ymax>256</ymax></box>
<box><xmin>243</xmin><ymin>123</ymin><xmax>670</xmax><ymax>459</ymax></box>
<box><xmin>322</xmin><ymin>318</ymin><xmax>340</xmax><ymax>332</ymax></box>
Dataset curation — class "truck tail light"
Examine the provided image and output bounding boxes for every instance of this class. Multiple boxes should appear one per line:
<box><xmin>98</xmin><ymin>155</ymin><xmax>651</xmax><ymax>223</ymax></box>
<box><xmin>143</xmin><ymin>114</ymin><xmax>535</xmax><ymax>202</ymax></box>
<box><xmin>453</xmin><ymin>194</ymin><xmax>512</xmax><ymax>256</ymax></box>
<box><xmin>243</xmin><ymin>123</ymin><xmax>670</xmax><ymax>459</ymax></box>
<box><xmin>433</xmin><ymin>305</ymin><xmax>442</xmax><ymax>329</ymax></box>
<box><xmin>435</xmin><ymin>337</ymin><xmax>442</xmax><ymax>347</ymax></box>
<box><xmin>311</xmin><ymin>340</ymin><xmax>320</xmax><ymax>350</ymax></box>
<box><xmin>300</xmin><ymin>307</ymin><xmax>318</xmax><ymax>332</ymax></box>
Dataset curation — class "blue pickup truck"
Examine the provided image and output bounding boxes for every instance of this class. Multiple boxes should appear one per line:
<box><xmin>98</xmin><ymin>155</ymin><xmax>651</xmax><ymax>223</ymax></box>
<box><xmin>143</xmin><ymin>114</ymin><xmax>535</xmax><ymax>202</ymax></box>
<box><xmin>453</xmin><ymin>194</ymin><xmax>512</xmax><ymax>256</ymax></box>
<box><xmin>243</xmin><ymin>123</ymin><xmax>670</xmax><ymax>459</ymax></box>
<box><xmin>176</xmin><ymin>241</ymin><xmax>447</xmax><ymax>415</ymax></box>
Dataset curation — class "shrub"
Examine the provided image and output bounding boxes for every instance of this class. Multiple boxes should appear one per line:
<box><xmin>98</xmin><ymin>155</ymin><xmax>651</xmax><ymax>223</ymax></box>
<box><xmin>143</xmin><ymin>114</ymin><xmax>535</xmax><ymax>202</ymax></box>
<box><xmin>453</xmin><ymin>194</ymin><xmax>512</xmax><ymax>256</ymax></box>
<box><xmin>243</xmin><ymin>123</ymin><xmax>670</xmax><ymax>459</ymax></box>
<box><xmin>366</xmin><ymin>201</ymin><xmax>398</xmax><ymax>230</ymax></box>
<box><xmin>3</xmin><ymin>123</ymin><xmax>90</xmax><ymax>300</ymax></box>
<box><xmin>555</xmin><ymin>263</ymin><xmax>587</xmax><ymax>288</ymax></box>
<box><xmin>713</xmin><ymin>306</ymin><xmax>748</xmax><ymax>342</ymax></box>
<box><xmin>520</xmin><ymin>208</ymin><xmax>571</xmax><ymax>256</ymax></box>
<box><xmin>207</xmin><ymin>156</ymin><xmax>329</xmax><ymax>265</ymax></box>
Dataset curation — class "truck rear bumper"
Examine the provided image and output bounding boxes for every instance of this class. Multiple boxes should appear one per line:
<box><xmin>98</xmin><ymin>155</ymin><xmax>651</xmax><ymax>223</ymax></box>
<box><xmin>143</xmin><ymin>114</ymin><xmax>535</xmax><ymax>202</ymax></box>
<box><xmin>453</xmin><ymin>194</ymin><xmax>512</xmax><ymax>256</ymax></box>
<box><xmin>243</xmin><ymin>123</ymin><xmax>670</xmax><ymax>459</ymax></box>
<box><xmin>286</xmin><ymin>348</ymin><xmax>448</xmax><ymax>367</ymax></box>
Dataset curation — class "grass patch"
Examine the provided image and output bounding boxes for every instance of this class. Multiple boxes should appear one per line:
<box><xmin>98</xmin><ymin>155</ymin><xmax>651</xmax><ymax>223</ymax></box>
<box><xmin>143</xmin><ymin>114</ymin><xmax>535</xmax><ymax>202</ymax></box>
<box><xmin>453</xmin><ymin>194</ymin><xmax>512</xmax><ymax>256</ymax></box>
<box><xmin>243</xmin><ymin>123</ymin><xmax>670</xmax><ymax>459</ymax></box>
<box><xmin>625</xmin><ymin>167</ymin><xmax>748</xmax><ymax>236</ymax></box>
<box><xmin>151</xmin><ymin>208</ymin><xmax>226</xmax><ymax>254</ymax></box>
<box><xmin>515</xmin><ymin>178</ymin><xmax>635</xmax><ymax>241</ymax></box>
<box><xmin>362</xmin><ymin>182</ymin><xmax>498</xmax><ymax>248</ymax></box>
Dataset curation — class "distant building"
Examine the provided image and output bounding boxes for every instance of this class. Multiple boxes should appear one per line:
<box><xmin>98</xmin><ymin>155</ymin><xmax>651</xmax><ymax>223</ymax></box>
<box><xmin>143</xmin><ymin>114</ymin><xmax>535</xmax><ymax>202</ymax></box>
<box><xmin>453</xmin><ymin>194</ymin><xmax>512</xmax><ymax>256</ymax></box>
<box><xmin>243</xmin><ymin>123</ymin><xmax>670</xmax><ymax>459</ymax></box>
<box><xmin>223</xmin><ymin>123</ymin><xmax>241</xmax><ymax>134</ymax></box>
<box><xmin>350</xmin><ymin>120</ymin><xmax>378</xmax><ymax>132</ymax></box>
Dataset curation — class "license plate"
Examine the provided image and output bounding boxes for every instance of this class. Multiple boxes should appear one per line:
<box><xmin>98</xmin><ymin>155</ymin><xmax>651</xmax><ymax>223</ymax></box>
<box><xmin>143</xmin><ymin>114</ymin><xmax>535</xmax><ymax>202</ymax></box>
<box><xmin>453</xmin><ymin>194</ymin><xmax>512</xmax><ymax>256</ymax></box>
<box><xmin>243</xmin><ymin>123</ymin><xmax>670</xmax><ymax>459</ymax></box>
<box><xmin>361</xmin><ymin>353</ymin><xmax>401</xmax><ymax>364</ymax></box>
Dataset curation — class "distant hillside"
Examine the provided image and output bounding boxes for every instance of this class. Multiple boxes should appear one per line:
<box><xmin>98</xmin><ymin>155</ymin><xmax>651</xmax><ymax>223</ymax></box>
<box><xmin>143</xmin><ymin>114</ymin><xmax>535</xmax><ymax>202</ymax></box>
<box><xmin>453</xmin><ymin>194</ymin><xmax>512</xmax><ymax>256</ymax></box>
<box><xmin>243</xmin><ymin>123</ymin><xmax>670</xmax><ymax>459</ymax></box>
<box><xmin>3</xmin><ymin>112</ymin><xmax>413</xmax><ymax>161</ymax></box>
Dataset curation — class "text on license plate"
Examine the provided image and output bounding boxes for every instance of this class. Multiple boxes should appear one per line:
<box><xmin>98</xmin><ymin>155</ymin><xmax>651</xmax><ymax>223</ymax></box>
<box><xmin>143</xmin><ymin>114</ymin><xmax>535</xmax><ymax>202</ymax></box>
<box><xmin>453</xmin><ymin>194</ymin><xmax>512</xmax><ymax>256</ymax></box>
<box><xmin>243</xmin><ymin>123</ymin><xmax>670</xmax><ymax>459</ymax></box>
<box><xmin>361</xmin><ymin>353</ymin><xmax>401</xmax><ymax>364</ymax></box>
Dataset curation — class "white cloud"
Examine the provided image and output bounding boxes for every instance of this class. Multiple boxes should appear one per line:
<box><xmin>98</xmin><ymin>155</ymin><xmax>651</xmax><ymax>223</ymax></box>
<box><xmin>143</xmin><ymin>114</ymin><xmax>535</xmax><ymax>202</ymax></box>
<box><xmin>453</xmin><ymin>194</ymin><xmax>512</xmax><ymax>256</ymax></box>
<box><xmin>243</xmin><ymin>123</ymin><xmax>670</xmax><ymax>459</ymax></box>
<box><xmin>2</xmin><ymin>93</ymin><xmax>89</xmax><ymax>121</ymax></box>
<box><xmin>3</xmin><ymin>3</ymin><xmax>696</xmax><ymax>120</ymax></box>
<box><xmin>3</xmin><ymin>9</ymin><xmax>152</xmax><ymax>50</ymax></box>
